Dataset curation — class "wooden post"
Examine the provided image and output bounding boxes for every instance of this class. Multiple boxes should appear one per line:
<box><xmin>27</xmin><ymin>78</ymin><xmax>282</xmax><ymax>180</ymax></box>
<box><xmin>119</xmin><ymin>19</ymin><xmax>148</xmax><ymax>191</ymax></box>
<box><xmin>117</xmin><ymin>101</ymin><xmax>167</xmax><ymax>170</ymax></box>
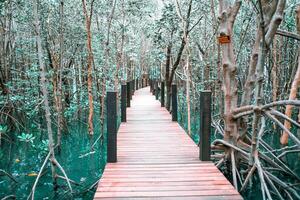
<box><xmin>131</xmin><ymin>80</ymin><xmax>134</xmax><ymax>98</ymax></box>
<box><xmin>107</xmin><ymin>91</ymin><xmax>117</xmax><ymax>163</ymax></box>
<box><xmin>155</xmin><ymin>81</ymin><xmax>159</xmax><ymax>100</ymax></box>
<box><xmin>150</xmin><ymin>79</ymin><xmax>152</xmax><ymax>92</ymax></box>
<box><xmin>152</xmin><ymin>80</ymin><xmax>156</xmax><ymax>95</ymax></box>
<box><xmin>199</xmin><ymin>91</ymin><xmax>212</xmax><ymax>161</ymax></box>
<box><xmin>136</xmin><ymin>79</ymin><xmax>138</xmax><ymax>90</ymax></box>
<box><xmin>172</xmin><ymin>84</ymin><xmax>177</xmax><ymax>121</ymax></box>
<box><xmin>126</xmin><ymin>81</ymin><xmax>131</xmax><ymax>107</ymax></box>
<box><xmin>161</xmin><ymin>81</ymin><xmax>165</xmax><ymax>107</ymax></box>
<box><xmin>130</xmin><ymin>80</ymin><xmax>133</xmax><ymax>100</ymax></box>
<box><xmin>132</xmin><ymin>80</ymin><xmax>135</xmax><ymax>92</ymax></box>
<box><xmin>121</xmin><ymin>84</ymin><xmax>126</xmax><ymax>122</ymax></box>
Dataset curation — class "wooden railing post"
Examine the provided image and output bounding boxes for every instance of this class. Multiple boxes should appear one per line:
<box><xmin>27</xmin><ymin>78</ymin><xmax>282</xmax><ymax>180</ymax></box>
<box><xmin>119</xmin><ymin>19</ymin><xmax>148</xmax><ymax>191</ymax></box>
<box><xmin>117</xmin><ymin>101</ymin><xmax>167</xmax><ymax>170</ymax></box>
<box><xmin>150</xmin><ymin>79</ymin><xmax>152</xmax><ymax>92</ymax></box>
<box><xmin>161</xmin><ymin>81</ymin><xmax>165</xmax><ymax>107</ymax></box>
<box><xmin>131</xmin><ymin>80</ymin><xmax>134</xmax><ymax>98</ymax></box>
<box><xmin>126</xmin><ymin>81</ymin><xmax>131</xmax><ymax>107</ymax></box>
<box><xmin>155</xmin><ymin>81</ymin><xmax>159</xmax><ymax>100</ymax></box>
<box><xmin>172</xmin><ymin>84</ymin><xmax>177</xmax><ymax>121</ymax></box>
<box><xmin>121</xmin><ymin>84</ymin><xmax>127</xmax><ymax>122</ymax></box>
<box><xmin>132</xmin><ymin>80</ymin><xmax>135</xmax><ymax>94</ymax></box>
<box><xmin>107</xmin><ymin>91</ymin><xmax>117</xmax><ymax>163</ymax></box>
<box><xmin>130</xmin><ymin>80</ymin><xmax>133</xmax><ymax>100</ymax></box>
<box><xmin>199</xmin><ymin>91</ymin><xmax>212</xmax><ymax>161</ymax></box>
<box><xmin>152</xmin><ymin>80</ymin><xmax>155</xmax><ymax>95</ymax></box>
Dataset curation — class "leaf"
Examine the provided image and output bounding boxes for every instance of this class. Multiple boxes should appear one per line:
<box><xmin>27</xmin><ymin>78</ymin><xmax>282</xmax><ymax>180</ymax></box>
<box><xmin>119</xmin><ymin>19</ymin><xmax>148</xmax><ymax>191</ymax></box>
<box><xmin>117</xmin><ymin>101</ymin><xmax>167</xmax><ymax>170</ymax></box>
<box><xmin>27</xmin><ymin>172</ymin><xmax>38</xmax><ymax>177</ymax></box>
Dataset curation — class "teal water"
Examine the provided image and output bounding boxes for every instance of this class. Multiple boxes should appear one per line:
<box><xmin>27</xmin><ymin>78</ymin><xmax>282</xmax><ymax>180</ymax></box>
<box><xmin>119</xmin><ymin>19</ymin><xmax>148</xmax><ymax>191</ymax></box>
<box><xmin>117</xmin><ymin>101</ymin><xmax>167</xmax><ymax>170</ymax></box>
<box><xmin>0</xmin><ymin>122</ymin><xmax>106</xmax><ymax>199</ymax></box>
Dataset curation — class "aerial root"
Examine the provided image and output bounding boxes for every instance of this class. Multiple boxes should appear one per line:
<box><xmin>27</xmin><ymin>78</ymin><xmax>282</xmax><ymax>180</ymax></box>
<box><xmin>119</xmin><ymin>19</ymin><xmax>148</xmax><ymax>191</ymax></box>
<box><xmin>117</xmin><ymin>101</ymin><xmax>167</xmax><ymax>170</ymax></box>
<box><xmin>28</xmin><ymin>152</ymin><xmax>73</xmax><ymax>200</ymax></box>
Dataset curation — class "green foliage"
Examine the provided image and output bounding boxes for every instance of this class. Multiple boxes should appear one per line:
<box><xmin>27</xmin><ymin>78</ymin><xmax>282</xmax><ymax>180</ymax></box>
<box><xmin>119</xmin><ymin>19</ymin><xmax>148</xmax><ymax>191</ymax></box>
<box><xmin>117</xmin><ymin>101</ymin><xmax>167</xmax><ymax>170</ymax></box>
<box><xmin>152</xmin><ymin>3</ymin><xmax>179</xmax><ymax>47</ymax></box>
<box><xmin>37</xmin><ymin>139</ymin><xmax>49</xmax><ymax>153</ymax></box>
<box><xmin>17</xmin><ymin>133</ymin><xmax>35</xmax><ymax>143</ymax></box>
<box><xmin>0</xmin><ymin>124</ymin><xmax>8</xmax><ymax>133</ymax></box>
<box><xmin>64</xmin><ymin>104</ymin><xmax>79</xmax><ymax>119</ymax></box>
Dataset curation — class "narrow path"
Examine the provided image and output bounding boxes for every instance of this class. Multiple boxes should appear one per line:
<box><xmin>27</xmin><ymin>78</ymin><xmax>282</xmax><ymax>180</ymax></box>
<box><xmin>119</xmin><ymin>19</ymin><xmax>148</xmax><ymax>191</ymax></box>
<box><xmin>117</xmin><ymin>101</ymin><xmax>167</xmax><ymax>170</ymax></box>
<box><xmin>94</xmin><ymin>87</ymin><xmax>242</xmax><ymax>199</ymax></box>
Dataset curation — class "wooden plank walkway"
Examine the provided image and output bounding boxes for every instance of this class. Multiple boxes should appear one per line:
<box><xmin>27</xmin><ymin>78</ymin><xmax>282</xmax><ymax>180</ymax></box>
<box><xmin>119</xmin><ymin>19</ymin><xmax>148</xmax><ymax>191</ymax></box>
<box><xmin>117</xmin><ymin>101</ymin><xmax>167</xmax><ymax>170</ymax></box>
<box><xmin>94</xmin><ymin>87</ymin><xmax>242</xmax><ymax>199</ymax></box>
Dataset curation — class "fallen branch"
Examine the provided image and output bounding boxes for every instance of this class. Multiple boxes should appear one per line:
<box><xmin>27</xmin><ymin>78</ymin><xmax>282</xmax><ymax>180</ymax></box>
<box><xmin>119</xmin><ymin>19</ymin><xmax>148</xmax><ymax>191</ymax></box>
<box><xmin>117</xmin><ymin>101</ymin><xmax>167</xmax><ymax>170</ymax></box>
<box><xmin>269</xmin><ymin>108</ymin><xmax>300</xmax><ymax>129</ymax></box>
<box><xmin>276</xmin><ymin>29</ymin><xmax>300</xmax><ymax>41</ymax></box>
<box><xmin>56</xmin><ymin>175</ymin><xmax>80</xmax><ymax>186</ymax></box>
<box><xmin>277</xmin><ymin>149</ymin><xmax>300</xmax><ymax>159</ymax></box>
<box><xmin>265</xmin><ymin>171</ymin><xmax>300</xmax><ymax>199</ymax></box>
<box><xmin>1</xmin><ymin>195</ymin><xmax>16</xmax><ymax>200</ymax></box>
<box><xmin>263</xmin><ymin>170</ymin><xmax>285</xmax><ymax>200</ymax></box>
<box><xmin>240</xmin><ymin>165</ymin><xmax>256</xmax><ymax>192</ymax></box>
<box><xmin>264</xmin><ymin>111</ymin><xmax>300</xmax><ymax>146</ymax></box>
<box><xmin>79</xmin><ymin>151</ymin><xmax>95</xmax><ymax>158</ymax></box>
<box><xmin>0</xmin><ymin>169</ymin><xmax>17</xmax><ymax>183</ymax></box>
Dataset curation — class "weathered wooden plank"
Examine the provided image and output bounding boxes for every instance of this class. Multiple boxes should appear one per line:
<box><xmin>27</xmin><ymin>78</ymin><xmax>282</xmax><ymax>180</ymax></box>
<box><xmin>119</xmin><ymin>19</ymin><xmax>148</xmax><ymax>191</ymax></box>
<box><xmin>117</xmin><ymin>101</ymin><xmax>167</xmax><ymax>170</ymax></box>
<box><xmin>98</xmin><ymin>180</ymin><xmax>234</xmax><ymax>187</ymax></box>
<box><xmin>97</xmin><ymin>185</ymin><xmax>235</xmax><ymax>192</ymax></box>
<box><xmin>100</xmin><ymin>176</ymin><xmax>228</xmax><ymax>183</ymax></box>
<box><xmin>94</xmin><ymin>190</ymin><xmax>240</xmax><ymax>198</ymax></box>
<box><xmin>95</xmin><ymin>196</ymin><xmax>243</xmax><ymax>200</ymax></box>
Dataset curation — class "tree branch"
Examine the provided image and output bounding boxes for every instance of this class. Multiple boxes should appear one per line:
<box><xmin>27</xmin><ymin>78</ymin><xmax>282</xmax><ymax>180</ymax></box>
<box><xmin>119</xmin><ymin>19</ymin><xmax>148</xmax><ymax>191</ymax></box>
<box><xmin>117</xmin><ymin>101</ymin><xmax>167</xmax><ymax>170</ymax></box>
<box><xmin>276</xmin><ymin>29</ymin><xmax>300</xmax><ymax>41</ymax></box>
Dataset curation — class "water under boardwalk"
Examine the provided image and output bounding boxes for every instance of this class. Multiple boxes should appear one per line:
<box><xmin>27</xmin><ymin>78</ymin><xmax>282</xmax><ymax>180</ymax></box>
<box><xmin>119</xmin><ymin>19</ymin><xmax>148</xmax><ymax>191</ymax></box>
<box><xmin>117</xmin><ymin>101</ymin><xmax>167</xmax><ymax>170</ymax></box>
<box><xmin>94</xmin><ymin>87</ymin><xmax>242</xmax><ymax>199</ymax></box>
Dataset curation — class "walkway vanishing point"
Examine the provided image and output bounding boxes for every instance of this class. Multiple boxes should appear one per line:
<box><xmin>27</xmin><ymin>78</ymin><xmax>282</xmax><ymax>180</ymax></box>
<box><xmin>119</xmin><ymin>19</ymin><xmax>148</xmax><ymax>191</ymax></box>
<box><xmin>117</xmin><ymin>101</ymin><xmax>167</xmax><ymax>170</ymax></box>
<box><xmin>94</xmin><ymin>86</ymin><xmax>242</xmax><ymax>199</ymax></box>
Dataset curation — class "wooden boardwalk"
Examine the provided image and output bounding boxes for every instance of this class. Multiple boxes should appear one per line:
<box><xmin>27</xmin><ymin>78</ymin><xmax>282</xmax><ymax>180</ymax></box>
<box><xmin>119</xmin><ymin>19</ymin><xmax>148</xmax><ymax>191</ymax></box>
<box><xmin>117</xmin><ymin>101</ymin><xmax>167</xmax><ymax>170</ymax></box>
<box><xmin>94</xmin><ymin>87</ymin><xmax>242</xmax><ymax>199</ymax></box>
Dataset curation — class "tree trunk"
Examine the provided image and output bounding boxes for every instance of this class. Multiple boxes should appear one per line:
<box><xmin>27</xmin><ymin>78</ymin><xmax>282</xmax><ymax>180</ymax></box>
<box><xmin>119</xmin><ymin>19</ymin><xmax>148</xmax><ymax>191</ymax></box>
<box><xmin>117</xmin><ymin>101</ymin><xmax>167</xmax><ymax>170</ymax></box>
<box><xmin>281</xmin><ymin>6</ymin><xmax>300</xmax><ymax>145</ymax></box>
<box><xmin>167</xmin><ymin>0</ymin><xmax>193</xmax><ymax>111</ymax></box>
<box><xmin>186</xmin><ymin>58</ymin><xmax>191</xmax><ymax>135</ymax></box>
<box><xmin>218</xmin><ymin>0</ymin><xmax>241</xmax><ymax>142</ymax></box>
<box><xmin>57</xmin><ymin>0</ymin><xmax>64</xmax><ymax>153</ymax></box>
<box><xmin>82</xmin><ymin>0</ymin><xmax>95</xmax><ymax>135</ymax></box>
<box><xmin>32</xmin><ymin>0</ymin><xmax>57</xmax><ymax>188</ymax></box>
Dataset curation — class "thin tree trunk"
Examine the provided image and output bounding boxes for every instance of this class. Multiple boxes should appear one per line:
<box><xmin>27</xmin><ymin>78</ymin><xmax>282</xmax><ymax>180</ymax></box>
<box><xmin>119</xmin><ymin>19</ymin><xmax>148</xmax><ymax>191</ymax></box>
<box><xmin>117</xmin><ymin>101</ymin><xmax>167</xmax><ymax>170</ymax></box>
<box><xmin>186</xmin><ymin>58</ymin><xmax>191</xmax><ymax>135</ymax></box>
<box><xmin>271</xmin><ymin>36</ymin><xmax>279</xmax><ymax>138</ymax></box>
<box><xmin>272</xmin><ymin>36</ymin><xmax>278</xmax><ymax>102</ymax></box>
<box><xmin>281</xmin><ymin>6</ymin><xmax>300</xmax><ymax>145</ymax></box>
<box><xmin>57</xmin><ymin>0</ymin><xmax>64</xmax><ymax>153</ymax></box>
<box><xmin>167</xmin><ymin>0</ymin><xmax>193</xmax><ymax>110</ymax></box>
<box><xmin>32</xmin><ymin>0</ymin><xmax>57</xmax><ymax>189</ymax></box>
<box><xmin>82</xmin><ymin>0</ymin><xmax>95</xmax><ymax>135</ymax></box>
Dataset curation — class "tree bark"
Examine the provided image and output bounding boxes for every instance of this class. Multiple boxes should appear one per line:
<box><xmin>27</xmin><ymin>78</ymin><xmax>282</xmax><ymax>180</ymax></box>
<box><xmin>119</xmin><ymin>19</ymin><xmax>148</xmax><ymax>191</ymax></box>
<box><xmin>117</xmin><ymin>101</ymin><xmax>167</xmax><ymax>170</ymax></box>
<box><xmin>82</xmin><ymin>0</ymin><xmax>95</xmax><ymax>135</ymax></box>
<box><xmin>56</xmin><ymin>0</ymin><xmax>64</xmax><ymax>153</ymax></box>
<box><xmin>32</xmin><ymin>0</ymin><xmax>57</xmax><ymax>188</ymax></box>
<box><xmin>281</xmin><ymin>6</ymin><xmax>300</xmax><ymax>145</ymax></box>
<box><xmin>218</xmin><ymin>0</ymin><xmax>241</xmax><ymax>142</ymax></box>
<box><xmin>166</xmin><ymin>0</ymin><xmax>193</xmax><ymax>111</ymax></box>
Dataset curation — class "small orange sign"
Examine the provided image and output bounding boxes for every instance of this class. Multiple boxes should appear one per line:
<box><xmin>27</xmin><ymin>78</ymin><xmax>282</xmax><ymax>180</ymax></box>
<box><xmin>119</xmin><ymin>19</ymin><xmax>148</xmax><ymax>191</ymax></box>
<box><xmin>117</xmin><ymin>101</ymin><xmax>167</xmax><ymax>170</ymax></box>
<box><xmin>218</xmin><ymin>35</ymin><xmax>231</xmax><ymax>44</ymax></box>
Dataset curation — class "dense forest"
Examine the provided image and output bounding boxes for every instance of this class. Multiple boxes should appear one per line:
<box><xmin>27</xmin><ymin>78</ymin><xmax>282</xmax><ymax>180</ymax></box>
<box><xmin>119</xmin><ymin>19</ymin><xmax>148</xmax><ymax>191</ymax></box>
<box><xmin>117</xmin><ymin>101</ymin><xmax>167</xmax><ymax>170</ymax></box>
<box><xmin>0</xmin><ymin>0</ymin><xmax>300</xmax><ymax>199</ymax></box>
